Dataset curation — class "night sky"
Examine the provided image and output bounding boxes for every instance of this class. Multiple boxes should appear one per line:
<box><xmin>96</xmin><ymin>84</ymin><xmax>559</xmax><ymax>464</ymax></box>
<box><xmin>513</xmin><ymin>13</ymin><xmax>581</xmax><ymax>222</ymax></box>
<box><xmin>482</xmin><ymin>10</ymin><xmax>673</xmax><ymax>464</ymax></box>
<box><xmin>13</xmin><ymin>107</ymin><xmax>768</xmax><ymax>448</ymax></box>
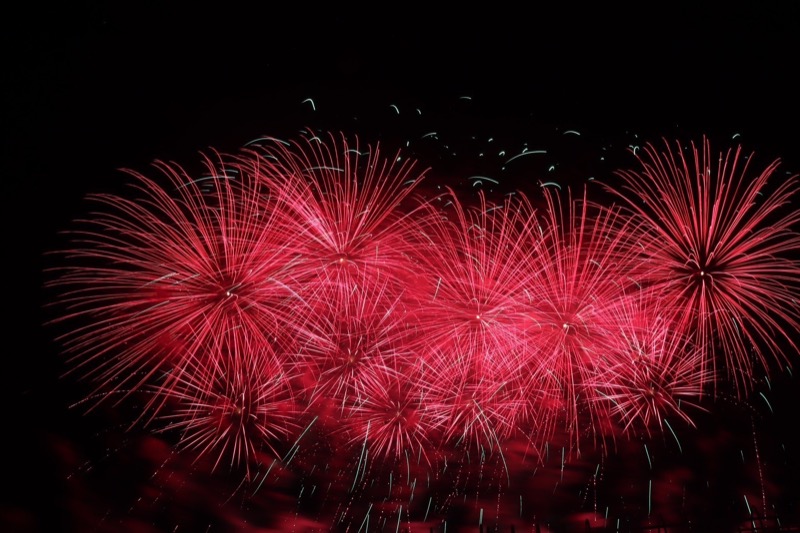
<box><xmin>5</xmin><ymin>4</ymin><xmax>800</xmax><ymax>532</ymax></box>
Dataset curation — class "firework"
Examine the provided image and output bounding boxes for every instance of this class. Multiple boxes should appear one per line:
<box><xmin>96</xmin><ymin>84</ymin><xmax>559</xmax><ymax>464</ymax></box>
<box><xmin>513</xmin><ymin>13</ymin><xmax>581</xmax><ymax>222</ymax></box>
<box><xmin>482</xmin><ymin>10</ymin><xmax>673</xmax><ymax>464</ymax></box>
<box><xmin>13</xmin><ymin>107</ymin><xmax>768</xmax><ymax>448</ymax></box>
<box><xmin>155</xmin><ymin>330</ymin><xmax>298</xmax><ymax>479</ymax></box>
<box><xmin>47</xmin><ymin>151</ymin><xmax>304</xmax><ymax>420</ymax></box>
<box><xmin>337</xmin><ymin>355</ymin><xmax>439</xmax><ymax>466</ymax></box>
<box><xmin>407</xmin><ymin>188</ymin><xmax>541</xmax><ymax>376</ymax></box>
<box><xmin>524</xmin><ymin>186</ymin><xmax>646</xmax><ymax>451</ymax></box>
<box><xmin>288</xmin><ymin>270</ymin><xmax>418</xmax><ymax>421</ymax></box>
<box><xmin>588</xmin><ymin>291</ymin><xmax>710</xmax><ymax>439</ymax></box>
<box><xmin>422</xmin><ymin>345</ymin><xmax>534</xmax><ymax>451</ymax></box>
<box><xmin>243</xmin><ymin>131</ymin><xmax>429</xmax><ymax>293</ymax></box>
<box><xmin>44</xmin><ymin>131</ymin><xmax>800</xmax><ymax>531</ymax></box>
<box><xmin>604</xmin><ymin>138</ymin><xmax>800</xmax><ymax>396</ymax></box>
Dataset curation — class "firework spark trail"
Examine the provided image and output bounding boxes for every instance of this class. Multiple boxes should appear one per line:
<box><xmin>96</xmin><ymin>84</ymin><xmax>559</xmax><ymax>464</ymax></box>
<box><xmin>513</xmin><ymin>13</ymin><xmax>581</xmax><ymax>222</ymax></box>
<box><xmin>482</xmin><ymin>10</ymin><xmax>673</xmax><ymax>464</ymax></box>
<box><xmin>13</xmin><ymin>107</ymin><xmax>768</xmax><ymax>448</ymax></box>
<box><xmin>604</xmin><ymin>137</ymin><xmax>800</xmax><ymax>396</ymax></box>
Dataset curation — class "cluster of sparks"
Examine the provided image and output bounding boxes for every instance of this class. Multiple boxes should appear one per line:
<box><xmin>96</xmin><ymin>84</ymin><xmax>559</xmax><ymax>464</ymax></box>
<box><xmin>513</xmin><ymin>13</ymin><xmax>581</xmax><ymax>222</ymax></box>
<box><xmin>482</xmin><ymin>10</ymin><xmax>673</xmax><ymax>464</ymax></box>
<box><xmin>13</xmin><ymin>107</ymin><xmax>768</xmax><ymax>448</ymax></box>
<box><xmin>48</xmin><ymin>130</ymin><xmax>800</xmax><ymax>527</ymax></box>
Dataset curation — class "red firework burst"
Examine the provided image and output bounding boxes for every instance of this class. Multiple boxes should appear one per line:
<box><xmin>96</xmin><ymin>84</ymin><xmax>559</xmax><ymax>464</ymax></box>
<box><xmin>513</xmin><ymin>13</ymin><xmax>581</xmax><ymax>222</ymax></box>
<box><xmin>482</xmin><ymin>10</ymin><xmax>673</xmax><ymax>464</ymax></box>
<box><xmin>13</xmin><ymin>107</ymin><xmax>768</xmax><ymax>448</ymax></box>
<box><xmin>525</xmin><ymin>186</ymin><xmax>645</xmax><ymax>451</ymax></box>
<box><xmin>407</xmin><ymin>188</ymin><xmax>541</xmax><ymax>376</ymax></box>
<box><xmin>244</xmin><ymin>131</ymin><xmax>429</xmax><ymax>292</ymax></box>
<box><xmin>46</xmin><ymin>150</ymin><xmax>303</xmax><ymax>419</ymax></box>
<box><xmin>155</xmin><ymin>331</ymin><xmax>298</xmax><ymax>479</ymax></box>
<box><xmin>604</xmin><ymin>138</ymin><xmax>800</xmax><ymax>395</ymax></box>
<box><xmin>589</xmin><ymin>291</ymin><xmax>710</xmax><ymax>439</ymax></box>
<box><xmin>41</xmin><ymin>127</ymin><xmax>800</xmax><ymax>531</ymax></box>
<box><xmin>337</xmin><ymin>356</ymin><xmax>440</xmax><ymax>466</ymax></box>
<box><xmin>422</xmin><ymin>345</ymin><xmax>535</xmax><ymax>451</ymax></box>
<box><xmin>288</xmin><ymin>271</ymin><xmax>418</xmax><ymax>423</ymax></box>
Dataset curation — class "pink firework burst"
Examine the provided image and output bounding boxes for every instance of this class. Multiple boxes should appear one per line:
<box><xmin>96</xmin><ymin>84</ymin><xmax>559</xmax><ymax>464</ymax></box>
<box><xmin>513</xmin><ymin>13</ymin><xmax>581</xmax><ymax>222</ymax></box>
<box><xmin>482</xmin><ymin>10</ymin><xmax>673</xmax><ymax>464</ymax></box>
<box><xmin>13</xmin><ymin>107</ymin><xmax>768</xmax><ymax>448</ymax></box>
<box><xmin>47</xmin><ymin>150</ymin><xmax>303</xmax><ymax>419</ymax></box>
<box><xmin>407</xmin><ymin>188</ymin><xmax>541</xmax><ymax>376</ymax></box>
<box><xmin>605</xmin><ymin>138</ymin><xmax>800</xmax><ymax>396</ymax></box>
<box><xmin>525</xmin><ymin>186</ymin><xmax>645</xmax><ymax>451</ymax></box>
<box><xmin>589</xmin><ymin>291</ymin><xmax>710</xmax><ymax>440</ymax></box>
<box><xmin>156</xmin><ymin>331</ymin><xmax>298</xmax><ymax>479</ymax></box>
<box><xmin>289</xmin><ymin>271</ymin><xmax>418</xmax><ymax>424</ymax></box>
<box><xmin>245</xmin><ymin>130</ymin><xmax>429</xmax><ymax>292</ymax></box>
<box><xmin>422</xmin><ymin>344</ymin><xmax>536</xmax><ymax>452</ymax></box>
<box><xmin>336</xmin><ymin>356</ymin><xmax>440</xmax><ymax>466</ymax></box>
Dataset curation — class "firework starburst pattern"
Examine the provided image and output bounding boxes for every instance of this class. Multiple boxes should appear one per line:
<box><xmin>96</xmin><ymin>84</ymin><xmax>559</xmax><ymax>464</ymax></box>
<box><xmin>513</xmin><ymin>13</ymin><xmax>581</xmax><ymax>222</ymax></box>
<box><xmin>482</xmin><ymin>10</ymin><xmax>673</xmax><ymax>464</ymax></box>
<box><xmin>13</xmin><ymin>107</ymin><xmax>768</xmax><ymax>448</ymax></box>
<box><xmin>46</xmin><ymin>131</ymin><xmax>800</xmax><ymax>531</ymax></box>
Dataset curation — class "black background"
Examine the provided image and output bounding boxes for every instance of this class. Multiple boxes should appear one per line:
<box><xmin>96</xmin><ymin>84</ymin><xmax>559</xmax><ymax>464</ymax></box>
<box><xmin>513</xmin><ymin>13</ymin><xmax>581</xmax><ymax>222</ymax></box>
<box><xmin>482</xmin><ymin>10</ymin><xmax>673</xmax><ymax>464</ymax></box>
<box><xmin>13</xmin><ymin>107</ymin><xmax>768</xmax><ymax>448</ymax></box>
<box><xmin>5</xmin><ymin>3</ymin><xmax>800</xmax><ymax>531</ymax></box>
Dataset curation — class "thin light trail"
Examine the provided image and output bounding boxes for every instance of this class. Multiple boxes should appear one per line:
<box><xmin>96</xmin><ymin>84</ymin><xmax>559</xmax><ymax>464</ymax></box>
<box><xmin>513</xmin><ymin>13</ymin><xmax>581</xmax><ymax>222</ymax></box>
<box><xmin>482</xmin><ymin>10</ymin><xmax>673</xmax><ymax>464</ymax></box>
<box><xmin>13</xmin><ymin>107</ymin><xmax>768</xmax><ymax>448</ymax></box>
<box><xmin>283</xmin><ymin>416</ymin><xmax>318</xmax><ymax>466</ymax></box>
<box><xmin>357</xmin><ymin>503</ymin><xmax>372</xmax><ymax>533</ymax></box>
<box><xmin>505</xmin><ymin>149</ymin><xmax>547</xmax><ymax>164</ymax></box>
<box><xmin>351</xmin><ymin>421</ymin><xmax>370</xmax><ymax>493</ymax></box>
<box><xmin>759</xmin><ymin>392</ymin><xmax>774</xmax><ymax>413</ymax></box>
<box><xmin>251</xmin><ymin>459</ymin><xmax>276</xmax><ymax>496</ymax></box>
<box><xmin>663</xmin><ymin>419</ymin><xmax>683</xmax><ymax>453</ymax></box>
<box><xmin>395</xmin><ymin>505</ymin><xmax>402</xmax><ymax>533</ymax></box>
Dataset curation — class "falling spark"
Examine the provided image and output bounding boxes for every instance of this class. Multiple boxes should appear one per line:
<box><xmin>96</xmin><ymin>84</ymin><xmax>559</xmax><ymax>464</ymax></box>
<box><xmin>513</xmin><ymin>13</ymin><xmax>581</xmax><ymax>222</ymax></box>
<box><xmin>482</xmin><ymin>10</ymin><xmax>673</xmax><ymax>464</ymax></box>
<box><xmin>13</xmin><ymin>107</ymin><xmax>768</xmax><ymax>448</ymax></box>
<box><xmin>505</xmin><ymin>149</ymin><xmax>547</xmax><ymax>164</ymax></box>
<box><xmin>759</xmin><ymin>392</ymin><xmax>774</xmax><ymax>413</ymax></box>
<box><xmin>663</xmin><ymin>419</ymin><xmax>683</xmax><ymax>453</ymax></box>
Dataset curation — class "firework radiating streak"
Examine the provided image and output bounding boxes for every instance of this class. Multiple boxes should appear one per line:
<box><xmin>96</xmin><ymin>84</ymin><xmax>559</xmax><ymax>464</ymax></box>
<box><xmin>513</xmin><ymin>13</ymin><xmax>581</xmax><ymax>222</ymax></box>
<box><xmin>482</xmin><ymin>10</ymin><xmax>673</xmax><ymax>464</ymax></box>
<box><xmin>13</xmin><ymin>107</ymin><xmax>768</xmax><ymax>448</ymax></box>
<box><xmin>604</xmin><ymin>138</ymin><xmax>800</xmax><ymax>395</ymax></box>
